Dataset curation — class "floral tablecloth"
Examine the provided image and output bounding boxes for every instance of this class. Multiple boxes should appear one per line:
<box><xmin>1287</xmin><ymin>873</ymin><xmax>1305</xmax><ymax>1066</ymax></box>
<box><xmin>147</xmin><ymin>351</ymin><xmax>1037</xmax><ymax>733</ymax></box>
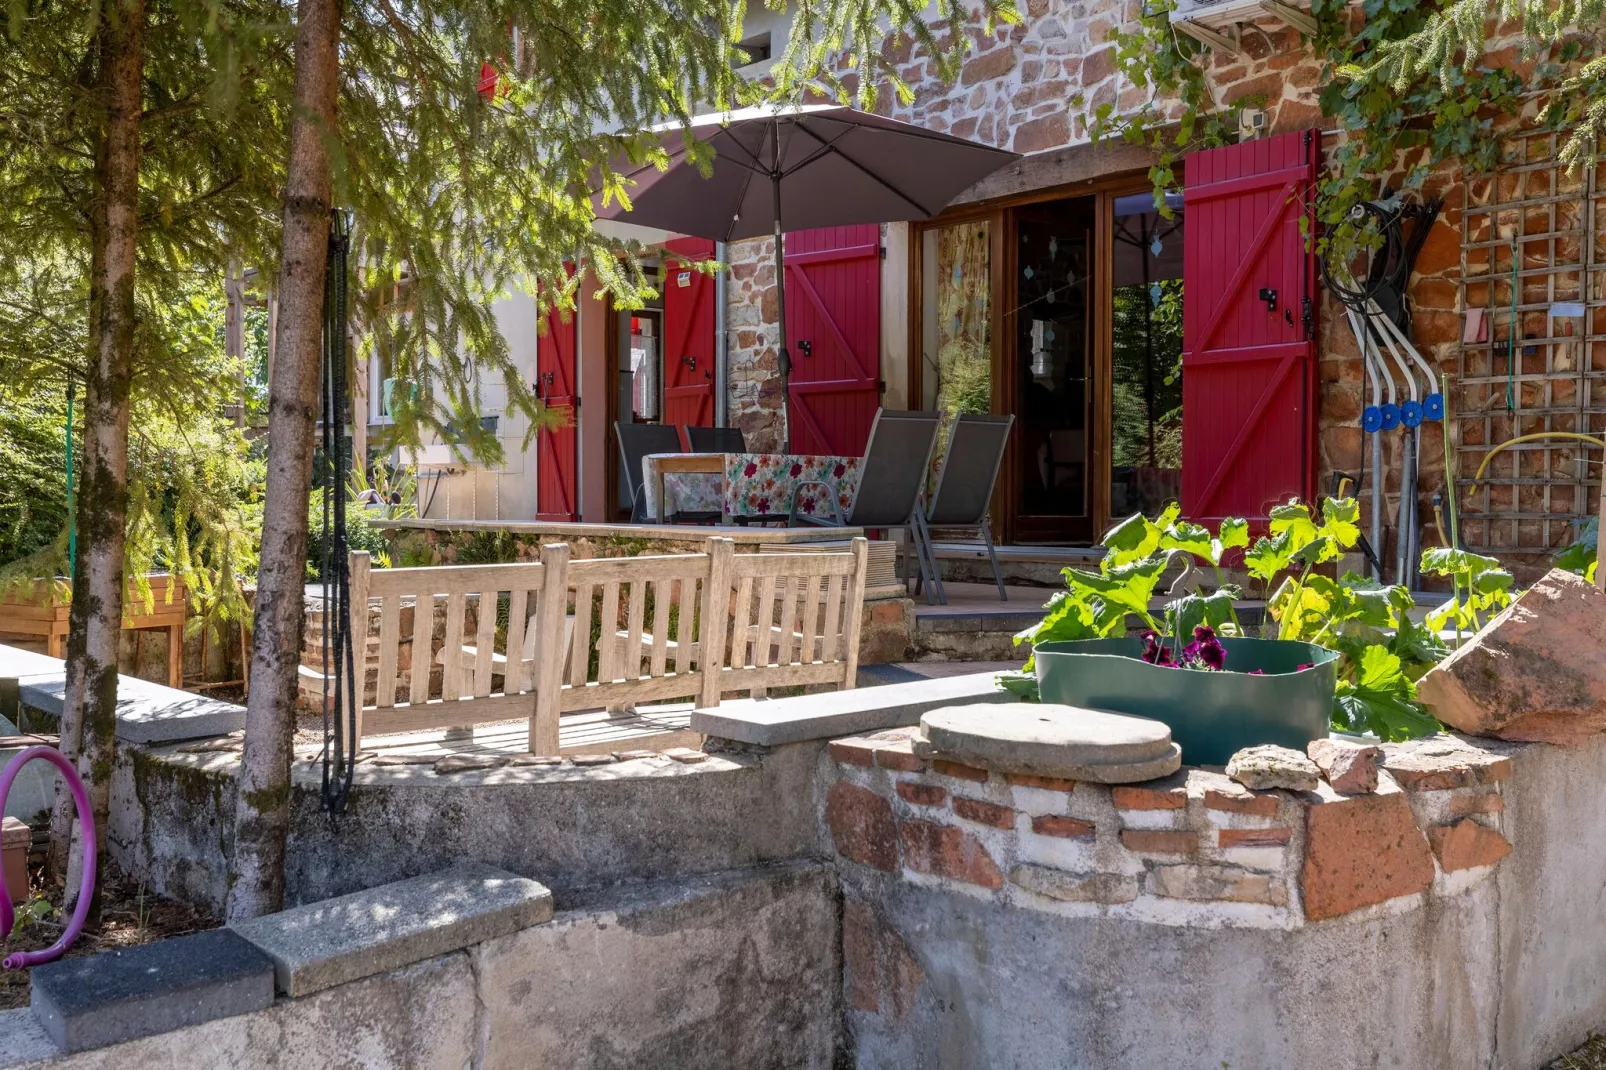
<box><xmin>725</xmin><ymin>453</ymin><xmax>861</xmax><ymax>521</ymax></box>
<box><xmin>641</xmin><ymin>454</ymin><xmax>725</xmax><ymax>522</ymax></box>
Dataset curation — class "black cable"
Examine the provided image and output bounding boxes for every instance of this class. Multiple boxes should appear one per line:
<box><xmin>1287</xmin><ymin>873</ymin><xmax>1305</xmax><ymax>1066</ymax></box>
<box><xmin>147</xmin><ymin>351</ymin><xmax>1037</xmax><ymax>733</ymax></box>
<box><xmin>321</xmin><ymin>209</ymin><xmax>357</xmax><ymax>819</ymax></box>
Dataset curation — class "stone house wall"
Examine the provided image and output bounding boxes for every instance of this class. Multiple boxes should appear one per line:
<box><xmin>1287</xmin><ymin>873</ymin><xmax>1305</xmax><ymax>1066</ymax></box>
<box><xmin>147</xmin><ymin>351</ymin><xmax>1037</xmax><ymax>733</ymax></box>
<box><xmin>724</xmin><ymin>4</ymin><xmax>1566</xmax><ymax>575</ymax></box>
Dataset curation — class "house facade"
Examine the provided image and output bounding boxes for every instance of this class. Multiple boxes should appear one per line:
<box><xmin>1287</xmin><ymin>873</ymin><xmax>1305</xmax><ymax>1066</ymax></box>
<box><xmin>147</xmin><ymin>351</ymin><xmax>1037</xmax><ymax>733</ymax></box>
<box><xmin>400</xmin><ymin>2</ymin><xmax>1601</xmax><ymax>580</ymax></box>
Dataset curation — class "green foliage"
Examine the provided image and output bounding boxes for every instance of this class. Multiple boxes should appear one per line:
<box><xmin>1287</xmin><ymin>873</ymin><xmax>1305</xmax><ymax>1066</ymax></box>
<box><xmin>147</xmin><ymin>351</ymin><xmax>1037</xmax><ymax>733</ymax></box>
<box><xmin>1015</xmin><ymin>496</ymin><xmax>1445</xmax><ymax>740</ymax></box>
<box><xmin>1419</xmin><ymin>546</ymin><xmax>1515</xmax><ymax>633</ymax></box>
<box><xmin>1093</xmin><ymin>0</ymin><xmax>1606</xmax><ymax>254</ymax></box>
<box><xmin>1554</xmin><ymin>516</ymin><xmax>1597</xmax><ymax>581</ymax></box>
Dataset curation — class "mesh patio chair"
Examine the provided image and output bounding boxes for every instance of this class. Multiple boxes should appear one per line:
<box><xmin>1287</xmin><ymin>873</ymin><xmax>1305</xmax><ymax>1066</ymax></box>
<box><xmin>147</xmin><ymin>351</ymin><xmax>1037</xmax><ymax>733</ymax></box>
<box><xmin>615</xmin><ymin>422</ymin><xmax>684</xmax><ymax>523</ymax></box>
<box><xmin>787</xmin><ymin>409</ymin><xmax>942</xmax><ymax>594</ymax></box>
<box><xmin>919</xmin><ymin>412</ymin><xmax>1015</xmax><ymax>605</ymax></box>
<box><xmin>684</xmin><ymin>426</ymin><xmax>747</xmax><ymax>453</ymax></box>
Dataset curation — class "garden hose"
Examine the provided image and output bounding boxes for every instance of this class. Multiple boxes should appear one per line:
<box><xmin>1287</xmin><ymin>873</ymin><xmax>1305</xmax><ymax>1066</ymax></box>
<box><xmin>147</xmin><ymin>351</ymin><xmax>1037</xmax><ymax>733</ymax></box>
<box><xmin>1473</xmin><ymin>432</ymin><xmax>1606</xmax><ymax>483</ymax></box>
<box><xmin>1432</xmin><ymin>496</ymin><xmax>1448</xmax><ymax>548</ymax></box>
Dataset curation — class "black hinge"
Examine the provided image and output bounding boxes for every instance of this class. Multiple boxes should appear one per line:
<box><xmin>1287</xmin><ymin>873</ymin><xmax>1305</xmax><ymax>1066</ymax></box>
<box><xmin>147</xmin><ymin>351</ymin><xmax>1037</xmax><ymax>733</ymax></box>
<box><xmin>1301</xmin><ymin>296</ymin><xmax>1314</xmax><ymax>341</ymax></box>
<box><xmin>877</xmin><ymin>379</ymin><xmax>887</xmax><ymax>394</ymax></box>
<box><xmin>879</xmin><ymin>246</ymin><xmax>887</xmax><ymax>259</ymax></box>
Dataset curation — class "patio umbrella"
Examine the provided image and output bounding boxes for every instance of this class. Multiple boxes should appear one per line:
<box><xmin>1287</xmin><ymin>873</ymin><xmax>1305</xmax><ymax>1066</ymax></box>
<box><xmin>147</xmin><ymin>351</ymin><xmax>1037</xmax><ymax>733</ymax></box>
<box><xmin>594</xmin><ymin>103</ymin><xmax>1020</xmax><ymax>451</ymax></box>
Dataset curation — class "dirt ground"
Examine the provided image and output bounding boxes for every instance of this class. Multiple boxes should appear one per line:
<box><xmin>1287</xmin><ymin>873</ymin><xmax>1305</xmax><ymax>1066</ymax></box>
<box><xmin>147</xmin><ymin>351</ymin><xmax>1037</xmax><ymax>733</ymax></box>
<box><xmin>0</xmin><ymin>849</ymin><xmax>217</xmax><ymax>1011</ymax></box>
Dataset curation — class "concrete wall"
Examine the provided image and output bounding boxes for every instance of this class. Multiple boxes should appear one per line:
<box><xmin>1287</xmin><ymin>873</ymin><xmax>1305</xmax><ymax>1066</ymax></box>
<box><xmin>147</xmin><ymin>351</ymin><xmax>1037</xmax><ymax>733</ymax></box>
<box><xmin>111</xmin><ymin>741</ymin><xmax>826</xmax><ymax>913</ymax></box>
<box><xmin>0</xmin><ymin>863</ymin><xmax>841</xmax><ymax>1070</ymax></box>
<box><xmin>828</xmin><ymin>731</ymin><xmax>1606</xmax><ymax>1070</ymax></box>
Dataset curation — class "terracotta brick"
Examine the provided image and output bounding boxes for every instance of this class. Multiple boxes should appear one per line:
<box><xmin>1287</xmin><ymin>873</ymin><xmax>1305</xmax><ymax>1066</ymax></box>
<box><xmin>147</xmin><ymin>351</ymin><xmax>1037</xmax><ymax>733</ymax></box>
<box><xmin>952</xmin><ymin>796</ymin><xmax>1016</xmax><ymax>829</ymax></box>
<box><xmin>1205</xmin><ymin>788</ymin><xmax>1280</xmax><ymax>818</ymax></box>
<box><xmin>1383</xmin><ymin>740</ymin><xmax>1512</xmax><ymax>791</ymax></box>
<box><xmin>1112</xmin><ymin>784</ymin><xmax>1186</xmax><ymax>811</ymax></box>
<box><xmin>898</xmin><ymin>819</ymin><xmax>1005</xmax><ymax>888</ymax></box>
<box><xmin>1429</xmin><ymin>818</ymin><xmax>1513</xmax><ymax>872</ymax></box>
<box><xmin>896</xmin><ymin>781</ymin><xmax>947</xmax><ymax>807</ymax></box>
<box><xmin>932</xmin><ymin>759</ymin><xmax>990</xmax><ymax>783</ymax></box>
<box><xmin>826</xmin><ymin>781</ymin><xmax>899</xmax><ymax>872</ymax></box>
<box><xmin>874</xmin><ymin>744</ymin><xmax>925</xmax><ymax>773</ymax></box>
<box><xmin>1219</xmin><ymin>827</ymin><xmax>1293</xmax><ymax>848</ymax></box>
<box><xmin>1032</xmin><ymin>815</ymin><xmax>1095</xmax><ymax>840</ymax></box>
<box><xmin>829</xmin><ymin>739</ymin><xmax>879</xmax><ymax>767</ymax></box>
<box><xmin>1302</xmin><ymin>791</ymin><xmax>1435</xmax><ymax>922</ymax></box>
<box><xmin>1120</xmin><ymin>829</ymin><xmax>1197</xmax><ymax>855</ymax></box>
<box><xmin>1005</xmin><ymin>772</ymin><xmax>1076</xmax><ymax>793</ymax></box>
<box><xmin>1447</xmin><ymin>792</ymin><xmax>1505</xmax><ymax>817</ymax></box>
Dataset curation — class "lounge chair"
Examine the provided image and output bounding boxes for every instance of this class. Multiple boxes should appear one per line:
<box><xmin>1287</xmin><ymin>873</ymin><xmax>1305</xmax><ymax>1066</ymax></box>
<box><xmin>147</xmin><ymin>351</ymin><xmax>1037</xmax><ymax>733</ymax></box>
<box><xmin>684</xmin><ymin>426</ymin><xmax>747</xmax><ymax>453</ymax></box>
<box><xmin>615</xmin><ymin>422</ymin><xmax>684</xmax><ymax>523</ymax></box>
<box><xmin>786</xmin><ymin>409</ymin><xmax>941</xmax><ymax>594</ymax></box>
<box><xmin>920</xmin><ymin>412</ymin><xmax>1015</xmax><ymax>605</ymax></box>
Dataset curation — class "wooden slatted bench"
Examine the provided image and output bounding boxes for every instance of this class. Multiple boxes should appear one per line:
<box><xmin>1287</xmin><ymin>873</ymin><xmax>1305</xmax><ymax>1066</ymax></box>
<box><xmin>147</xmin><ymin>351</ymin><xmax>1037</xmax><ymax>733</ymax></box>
<box><xmin>347</xmin><ymin>536</ymin><xmax>870</xmax><ymax>755</ymax></box>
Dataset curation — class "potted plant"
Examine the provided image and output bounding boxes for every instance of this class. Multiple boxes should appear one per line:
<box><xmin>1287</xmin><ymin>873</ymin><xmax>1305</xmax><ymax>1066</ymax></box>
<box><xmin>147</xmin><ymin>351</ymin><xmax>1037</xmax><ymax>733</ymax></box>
<box><xmin>1008</xmin><ymin>499</ymin><xmax>1457</xmax><ymax>766</ymax></box>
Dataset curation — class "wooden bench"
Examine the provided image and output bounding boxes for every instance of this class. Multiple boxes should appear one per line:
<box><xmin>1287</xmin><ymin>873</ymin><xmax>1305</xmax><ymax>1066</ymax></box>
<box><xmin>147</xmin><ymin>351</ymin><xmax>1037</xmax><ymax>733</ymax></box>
<box><xmin>346</xmin><ymin>536</ymin><xmax>870</xmax><ymax>755</ymax></box>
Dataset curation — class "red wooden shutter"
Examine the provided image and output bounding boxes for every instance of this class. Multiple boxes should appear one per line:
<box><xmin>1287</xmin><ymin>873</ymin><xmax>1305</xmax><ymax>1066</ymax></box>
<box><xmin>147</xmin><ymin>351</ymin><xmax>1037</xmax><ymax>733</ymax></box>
<box><xmin>536</xmin><ymin>267</ymin><xmax>579</xmax><ymax>522</ymax></box>
<box><xmin>1181</xmin><ymin>130</ymin><xmax>1320</xmax><ymax>526</ymax></box>
<box><xmin>784</xmin><ymin>225</ymin><xmax>882</xmax><ymax>456</ymax></box>
<box><xmin>661</xmin><ymin>237</ymin><xmax>716</xmax><ymax>429</ymax></box>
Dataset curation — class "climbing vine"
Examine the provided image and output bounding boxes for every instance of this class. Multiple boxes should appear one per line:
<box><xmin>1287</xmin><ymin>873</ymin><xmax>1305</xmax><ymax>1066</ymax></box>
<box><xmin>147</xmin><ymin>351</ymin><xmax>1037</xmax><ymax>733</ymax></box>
<box><xmin>1093</xmin><ymin>0</ymin><xmax>1606</xmax><ymax>251</ymax></box>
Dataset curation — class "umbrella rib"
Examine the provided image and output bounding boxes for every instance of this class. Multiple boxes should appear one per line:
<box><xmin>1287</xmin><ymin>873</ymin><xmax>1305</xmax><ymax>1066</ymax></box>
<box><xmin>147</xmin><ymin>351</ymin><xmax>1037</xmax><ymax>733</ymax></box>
<box><xmin>792</xmin><ymin>123</ymin><xmax>934</xmax><ymax>217</ymax></box>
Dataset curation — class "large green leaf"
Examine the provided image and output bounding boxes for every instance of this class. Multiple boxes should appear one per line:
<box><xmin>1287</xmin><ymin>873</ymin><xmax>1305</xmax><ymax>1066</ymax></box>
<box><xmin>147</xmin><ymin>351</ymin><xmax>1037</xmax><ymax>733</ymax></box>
<box><xmin>1332</xmin><ymin>646</ymin><xmax>1439</xmax><ymax>741</ymax></box>
<box><xmin>1244</xmin><ymin>531</ymin><xmax>1294</xmax><ymax>582</ymax></box>
<box><xmin>1160</xmin><ymin>521</ymin><xmax>1212</xmax><ymax>560</ymax></box>
<box><xmin>996</xmin><ymin>671</ymin><xmax>1040</xmax><ymax>702</ymax></box>
<box><xmin>1214</xmin><ymin>517</ymin><xmax>1251</xmax><ymax>564</ymax></box>
<box><xmin>1388</xmin><ymin>617</ymin><xmax>1450</xmax><ymax>679</ymax></box>
<box><xmin>1269</xmin><ymin>499</ymin><xmax>1320</xmax><ymax>550</ymax></box>
<box><xmin>1101</xmin><ymin>512</ymin><xmax>1161</xmax><ymax>570</ymax></box>
<box><xmin>1166</xmin><ymin>586</ymin><xmax>1240</xmax><ymax>641</ymax></box>
<box><xmin>1069</xmin><ymin>559</ymin><xmax>1164</xmax><ymax>619</ymax></box>
<box><xmin>1319</xmin><ymin>497</ymin><xmax>1362</xmax><ymax>548</ymax></box>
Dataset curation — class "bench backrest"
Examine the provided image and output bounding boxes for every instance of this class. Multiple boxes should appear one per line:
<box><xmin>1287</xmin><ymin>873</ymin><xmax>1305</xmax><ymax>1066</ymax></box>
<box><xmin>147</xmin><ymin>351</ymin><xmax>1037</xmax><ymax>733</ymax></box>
<box><xmin>347</xmin><ymin>535</ymin><xmax>870</xmax><ymax>753</ymax></box>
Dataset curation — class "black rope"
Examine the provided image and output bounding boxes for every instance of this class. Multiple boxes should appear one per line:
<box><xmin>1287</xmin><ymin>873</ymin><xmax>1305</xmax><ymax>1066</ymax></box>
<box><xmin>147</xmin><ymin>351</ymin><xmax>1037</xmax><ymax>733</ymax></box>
<box><xmin>321</xmin><ymin>209</ymin><xmax>357</xmax><ymax>818</ymax></box>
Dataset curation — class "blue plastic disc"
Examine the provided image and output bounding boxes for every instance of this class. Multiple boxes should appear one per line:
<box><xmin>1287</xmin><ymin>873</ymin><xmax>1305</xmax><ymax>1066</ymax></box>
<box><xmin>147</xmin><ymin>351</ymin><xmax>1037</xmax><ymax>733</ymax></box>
<box><xmin>1401</xmin><ymin>400</ymin><xmax>1424</xmax><ymax>427</ymax></box>
<box><xmin>1380</xmin><ymin>404</ymin><xmax>1401</xmax><ymax>431</ymax></box>
<box><xmin>1362</xmin><ymin>406</ymin><xmax>1383</xmax><ymax>434</ymax></box>
<box><xmin>1423</xmin><ymin>392</ymin><xmax>1445</xmax><ymax>421</ymax></box>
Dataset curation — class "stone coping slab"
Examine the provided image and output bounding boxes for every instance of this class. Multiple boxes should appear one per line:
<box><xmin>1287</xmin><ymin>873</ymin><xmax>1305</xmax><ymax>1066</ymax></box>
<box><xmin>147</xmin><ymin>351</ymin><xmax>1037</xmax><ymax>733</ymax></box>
<box><xmin>29</xmin><ymin>928</ymin><xmax>274</xmax><ymax>1054</ymax></box>
<box><xmin>914</xmin><ymin>703</ymin><xmax>1182</xmax><ymax>784</ymax></box>
<box><xmin>691</xmin><ymin>671</ymin><xmax>1017</xmax><ymax>747</ymax></box>
<box><xmin>229</xmin><ymin>861</ymin><xmax>553</xmax><ymax>997</ymax></box>
<box><xmin>18</xmin><ymin>672</ymin><xmax>244</xmax><ymax>744</ymax></box>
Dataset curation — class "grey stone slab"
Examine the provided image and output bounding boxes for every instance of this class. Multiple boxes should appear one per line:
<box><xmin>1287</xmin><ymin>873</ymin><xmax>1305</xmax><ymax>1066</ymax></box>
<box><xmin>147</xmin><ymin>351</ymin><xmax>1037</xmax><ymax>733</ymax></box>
<box><xmin>915</xmin><ymin>611</ymin><xmax>1040</xmax><ymax>634</ymax></box>
<box><xmin>29</xmin><ymin>927</ymin><xmax>274</xmax><ymax>1054</ymax></box>
<box><xmin>229</xmin><ymin>861</ymin><xmax>553</xmax><ymax>997</ymax></box>
<box><xmin>18</xmin><ymin>671</ymin><xmax>244</xmax><ymax>744</ymax></box>
<box><xmin>691</xmin><ymin>671</ymin><xmax>1018</xmax><ymax>746</ymax></box>
<box><xmin>0</xmin><ymin>644</ymin><xmax>61</xmax><ymax>726</ymax></box>
<box><xmin>914</xmin><ymin>703</ymin><xmax>1183</xmax><ymax>784</ymax></box>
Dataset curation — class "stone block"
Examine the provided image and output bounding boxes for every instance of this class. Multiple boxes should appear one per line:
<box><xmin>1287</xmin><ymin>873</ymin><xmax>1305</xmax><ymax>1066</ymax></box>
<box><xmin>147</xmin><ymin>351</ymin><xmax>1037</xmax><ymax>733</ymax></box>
<box><xmin>873</xmin><ymin>742</ymin><xmax>925</xmax><ymax>773</ymax></box>
<box><xmin>29</xmin><ymin>928</ymin><xmax>274</xmax><ymax>1054</ymax></box>
<box><xmin>825</xmin><ymin>781</ymin><xmax>899</xmax><ymax>872</ymax></box>
<box><xmin>1301</xmin><ymin>784</ymin><xmax>1435</xmax><ymax>922</ymax></box>
<box><xmin>1218</xmin><ymin>827</ymin><xmax>1292</xmax><ymax>848</ymax></box>
<box><xmin>1418</xmin><ymin>568</ymin><xmax>1606</xmax><ymax>744</ymax></box>
<box><xmin>1148</xmin><ymin>863</ymin><xmax>1287</xmax><ymax>906</ymax></box>
<box><xmin>897</xmin><ymin>818</ymin><xmax>1004</xmax><ymax>888</ymax></box>
<box><xmin>1309</xmin><ymin>738</ymin><xmax>1381</xmax><ymax>794</ymax></box>
<box><xmin>1004</xmin><ymin>772</ymin><xmax>1076</xmax><ymax>792</ymax></box>
<box><xmin>1447</xmin><ymin>792</ymin><xmax>1505</xmax><ymax>817</ymax></box>
<box><xmin>1382</xmin><ymin>736</ymin><xmax>1511</xmax><ymax>791</ymax></box>
<box><xmin>917</xmin><ymin>704</ymin><xmax>1181</xmax><ymax>784</ymax></box>
<box><xmin>1428</xmin><ymin>818</ymin><xmax>1513</xmax><ymax>872</ymax></box>
<box><xmin>1009</xmin><ymin>864</ymin><xmax>1138</xmax><ymax>904</ymax></box>
<box><xmin>1119</xmin><ymin>829</ymin><xmax>1197</xmax><ymax>855</ymax></box>
<box><xmin>829</xmin><ymin>739</ymin><xmax>879</xmax><ymax>767</ymax></box>
<box><xmin>229</xmin><ymin>862</ymin><xmax>552</xmax><ymax>997</ymax></box>
<box><xmin>1112</xmin><ymin>772</ymin><xmax>1188</xmax><ymax>810</ymax></box>
<box><xmin>692</xmin><ymin>671</ymin><xmax>1015</xmax><ymax>746</ymax></box>
<box><xmin>1193</xmin><ymin>768</ymin><xmax>1281</xmax><ymax>817</ymax></box>
<box><xmin>18</xmin><ymin>672</ymin><xmax>244</xmax><ymax>744</ymax></box>
<box><xmin>1226</xmin><ymin>745</ymin><xmax>1321</xmax><ymax>791</ymax></box>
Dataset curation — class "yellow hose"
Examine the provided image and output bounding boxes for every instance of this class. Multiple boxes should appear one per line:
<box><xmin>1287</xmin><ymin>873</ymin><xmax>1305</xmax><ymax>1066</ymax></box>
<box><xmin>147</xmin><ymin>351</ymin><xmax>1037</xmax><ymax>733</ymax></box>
<box><xmin>1473</xmin><ymin>432</ymin><xmax>1606</xmax><ymax>482</ymax></box>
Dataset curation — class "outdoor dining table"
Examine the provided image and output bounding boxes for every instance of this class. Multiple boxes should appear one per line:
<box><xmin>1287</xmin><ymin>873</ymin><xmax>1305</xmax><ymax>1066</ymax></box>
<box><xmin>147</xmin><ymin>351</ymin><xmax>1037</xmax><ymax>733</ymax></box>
<box><xmin>640</xmin><ymin>451</ymin><xmax>864</xmax><ymax>524</ymax></box>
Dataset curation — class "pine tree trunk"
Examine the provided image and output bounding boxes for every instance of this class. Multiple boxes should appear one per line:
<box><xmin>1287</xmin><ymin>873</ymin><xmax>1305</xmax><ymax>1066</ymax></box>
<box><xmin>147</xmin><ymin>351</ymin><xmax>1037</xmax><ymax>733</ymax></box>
<box><xmin>227</xmin><ymin>0</ymin><xmax>342</xmax><ymax>922</ymax></box>
<box><xmin>49</xmin><ymin>0</ymin><xmax>144</xmax><ymax>898</ymax></box>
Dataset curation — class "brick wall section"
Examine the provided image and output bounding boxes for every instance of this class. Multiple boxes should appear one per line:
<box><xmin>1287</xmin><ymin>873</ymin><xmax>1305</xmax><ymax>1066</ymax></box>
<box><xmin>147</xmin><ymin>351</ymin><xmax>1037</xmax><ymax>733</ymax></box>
<box><xmin>823</xmin><ymin>729</ymin><xmax>1516</xmax><ymax>925</ymax></box>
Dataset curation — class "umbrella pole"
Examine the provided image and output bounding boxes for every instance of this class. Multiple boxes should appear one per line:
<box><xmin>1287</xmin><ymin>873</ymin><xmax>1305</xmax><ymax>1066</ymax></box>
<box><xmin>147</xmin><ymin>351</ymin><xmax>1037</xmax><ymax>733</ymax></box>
<box><xmin>772</xmin><ymin>170</ymin><xmax>791</xmax><ymax>454</ymax></box>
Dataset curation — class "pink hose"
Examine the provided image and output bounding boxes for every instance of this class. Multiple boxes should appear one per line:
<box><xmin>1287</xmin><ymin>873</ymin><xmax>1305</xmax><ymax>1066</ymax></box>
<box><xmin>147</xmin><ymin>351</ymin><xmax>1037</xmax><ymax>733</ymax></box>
<box><xmin>0</xmin><ymin>746</ymin><xmax>96</xmax><ymax>969</ymax></box>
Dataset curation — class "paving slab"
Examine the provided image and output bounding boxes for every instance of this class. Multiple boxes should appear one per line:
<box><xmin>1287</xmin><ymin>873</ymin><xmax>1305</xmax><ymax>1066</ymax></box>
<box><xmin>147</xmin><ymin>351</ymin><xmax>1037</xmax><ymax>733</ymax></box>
<box><xmin>29</xmin><ymin>928</ymin><xmax>274</xmax><ymax>1054</ymax></box>
<box><xmin>229</xmin><ymin>861</ymin><xmax>553</xmax><ymax>997</ymax></box>
<box><xmin>17</xmin><ymin>671</ymin><xmax>244</xmax><ymax>744</ymax></box>
<box><xmin>913</xmin><ymin>703</ymin><xmax>1182</xmax><ymax>784</ymax></box>
<box><xmin>0</xmin><ymin>645</ymin><xmax>62</xmax><ymax>726</ymax></box>
<box><xmin>691</xmin><ymin>671</ymin><xmax>1017</xmax><ymax>746</ymax></box>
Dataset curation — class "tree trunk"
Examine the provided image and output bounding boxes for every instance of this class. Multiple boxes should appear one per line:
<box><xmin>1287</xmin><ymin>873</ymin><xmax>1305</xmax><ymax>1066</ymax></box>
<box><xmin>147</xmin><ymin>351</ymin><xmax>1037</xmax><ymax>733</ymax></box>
<box><xmin>50</xmin><ymin>0</ymin><xmax>144</xmax><ymax>900</ymax></box>
<box><xmin>227</xmin><ymin>0</ymin><xmax>342</xmax><ymax>922</ymax></box>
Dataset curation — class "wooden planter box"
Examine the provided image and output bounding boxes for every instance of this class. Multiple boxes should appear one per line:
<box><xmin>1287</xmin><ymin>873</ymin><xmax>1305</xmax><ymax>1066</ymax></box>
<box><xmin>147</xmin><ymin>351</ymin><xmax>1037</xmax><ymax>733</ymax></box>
<box><xmin>0</xmin><ymin>575</ymin><xmax>187</xmax><ymax>688</ymax></box>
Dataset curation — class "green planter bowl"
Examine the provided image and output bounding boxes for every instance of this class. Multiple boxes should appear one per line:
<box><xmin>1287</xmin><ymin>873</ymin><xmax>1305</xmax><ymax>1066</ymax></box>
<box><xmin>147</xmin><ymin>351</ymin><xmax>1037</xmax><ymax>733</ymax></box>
<box><xmin>1033</xmin><ymin>637</ymin><xmax>1340</xmax><ymax>767</ymax></box>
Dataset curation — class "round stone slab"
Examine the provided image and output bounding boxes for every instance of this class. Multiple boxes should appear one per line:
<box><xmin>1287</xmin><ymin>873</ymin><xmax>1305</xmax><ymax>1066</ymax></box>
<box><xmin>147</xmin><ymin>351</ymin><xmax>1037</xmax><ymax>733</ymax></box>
<box><xmin>916</xmin><ymin>703</ymin><xmax>1181</xmax><ymax>784</ymax></box>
